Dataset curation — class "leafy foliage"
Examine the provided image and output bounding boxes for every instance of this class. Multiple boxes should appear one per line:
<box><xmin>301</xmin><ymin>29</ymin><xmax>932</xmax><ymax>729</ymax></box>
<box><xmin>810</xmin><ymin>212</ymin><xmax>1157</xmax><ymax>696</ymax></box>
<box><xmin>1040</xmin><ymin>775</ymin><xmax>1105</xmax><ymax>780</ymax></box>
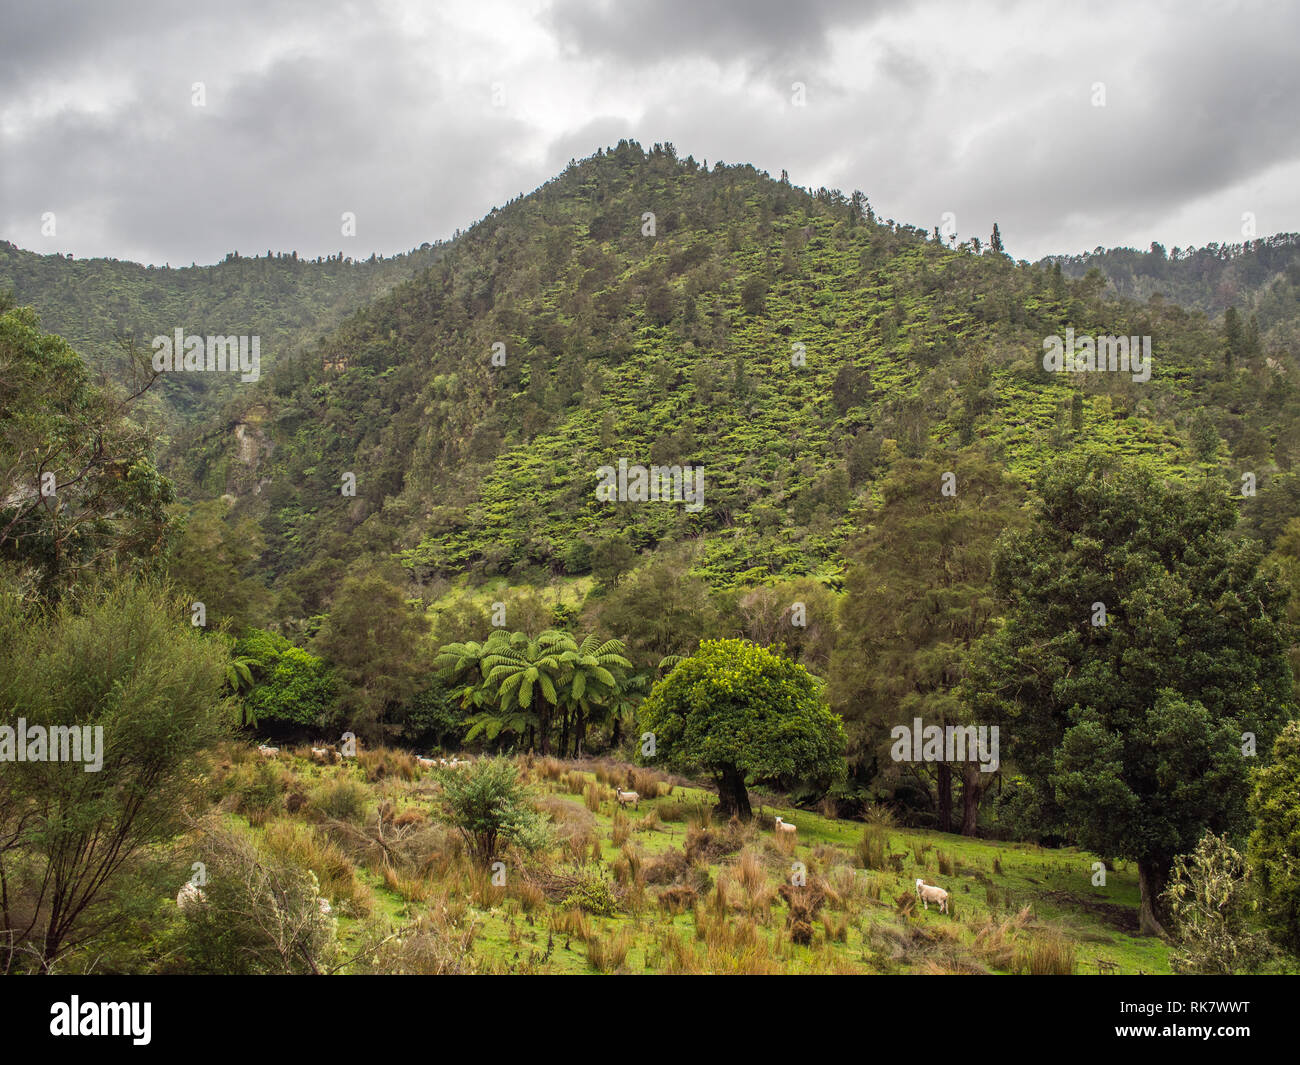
<box><xmin>966</xmin><ymin>448</ymin><xmax>1295</xmax><ymax>931</ymax></box>
<box><xmin>1162</xmin><ymin>832</ymin><xmax>1275</xmax><ymax>974</ymax></box>
<box><xmin>0</xmin><ymin>306</ymin><xmax>175</xmax><ymax>600</ymax></box>
<box><xmin>1247</xmin><ymin>720</ymin><xmax>1300</xmax><ymax>953</ymax></box>
<box><xmin>639</xmin><ymin>637</ymin><xmax>846</xmax><ymax>818</ymax></box>
<box><xmin>234</xmin><ymin>627</ymin><xmax>337</xmax><ymax>731</ymax></box>
<box><xmin>0</xmin><ymin>578</ymin><xmax>230</xmax><ymax>969</ymax></box>
<box><xmin>438</xmin><ymin>757</ymin><xmax>550</xmax><ymax>862</ymax></box>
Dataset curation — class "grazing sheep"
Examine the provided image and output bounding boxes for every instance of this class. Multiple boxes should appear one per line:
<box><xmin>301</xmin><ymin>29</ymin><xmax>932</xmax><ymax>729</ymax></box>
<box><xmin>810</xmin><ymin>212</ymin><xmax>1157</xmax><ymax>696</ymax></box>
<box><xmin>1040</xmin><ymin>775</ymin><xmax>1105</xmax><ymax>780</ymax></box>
<box><xmin>416</xmin><ymin>756</ymin><xmax>437</xmax><ymax>768</ymax></box>
<box><xmin>615</xmin><ymin>787</ymin><xmax>639</xmax><ymax>809</ymax></box>
<box><xmin>176</xmin><ymin>882</ymin><xmax>206</xmax><ymax>912</ymax></box>
<box><xmin>257</xmin><ymin>744</ymin><xmax>280</xmax><ymax>758</ymax></box>
<box><xmin>774</xmin><ymin>816</ymin><xmax>797</xmax><ymax>836</ymax></box>
<box><xmin>310</xmin><ymin>747</ymin><xmax>330</xmax><ymax>763</ymax></box>
<box><xmin>915</xmin><ymin>878</ymin><xmax>949</xmax><ymax>914</ymax></box>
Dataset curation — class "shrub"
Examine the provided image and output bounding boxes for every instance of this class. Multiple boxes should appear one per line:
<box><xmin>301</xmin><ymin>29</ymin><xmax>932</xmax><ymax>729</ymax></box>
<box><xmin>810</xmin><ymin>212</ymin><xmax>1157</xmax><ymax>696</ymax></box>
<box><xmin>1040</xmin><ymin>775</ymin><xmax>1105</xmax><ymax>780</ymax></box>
<box><xmin>175</xmin><ymin>821</ymin><xmax>338</xmax><ymax>975</ymax></box>
<box><xmin>235</xmin><ymin>628</ymin><xmax>336</xmax><ymax>729</ymax></box>
<box><xmin>1163</xmin><ymin>831</ymin><xmax>1275</xmax><ymax>974</ymax></box>
<box><xmin>231</xmin><ymin>760</ymin><xmax>286</xmax><ymax>816</ymax></box>
<box><xmin>355</xmin><ymin>915</ymin><xmax>473</xmax><ymax>975</ymax></box>
<box><xmin>856</xmin><ymin>825</ymin><xmax>890</xmax><ymax>871</ymax></box>
<box><xmin>562</xmin><ymin>870</ymin><xmax>618</xmax><ymax>916</ymax></box>
<box><xmin>311</xmin><ymin>777</ymin><xmax>369</xmax><ymax>822</ymax></box>
<box><xmin>439</xmin><ymin>757</ymin><xmax>551</xmax><ymax>861</ymax></box>
<box><xmin>1248</xmin><ymin>721</ymin><xmax>1300</xmax><ymax>954</ymax></box>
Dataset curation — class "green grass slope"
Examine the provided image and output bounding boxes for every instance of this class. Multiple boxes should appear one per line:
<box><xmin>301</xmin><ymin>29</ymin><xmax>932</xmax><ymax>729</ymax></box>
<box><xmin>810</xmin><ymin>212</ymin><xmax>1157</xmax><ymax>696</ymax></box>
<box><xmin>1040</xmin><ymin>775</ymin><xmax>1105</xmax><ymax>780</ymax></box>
<box><xmin>192</xmin><ymin>744</ymin><xmax>1169</xmax><ymax>975</ymax></box>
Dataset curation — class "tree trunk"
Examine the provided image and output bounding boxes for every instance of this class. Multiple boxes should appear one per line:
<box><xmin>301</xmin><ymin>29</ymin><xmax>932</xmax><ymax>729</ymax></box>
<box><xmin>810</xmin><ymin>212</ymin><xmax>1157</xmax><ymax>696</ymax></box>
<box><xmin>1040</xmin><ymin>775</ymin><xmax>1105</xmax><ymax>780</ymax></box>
<box><xmin>1138</xmin><ymin>859</ymin><xmax>1169</xmax><ymax>937</ymax></box>
<box><xmin>714</xmin><ymin>764</ymin><xmax>752</xmax><ymax>821</ymax></box>
<box><xmin>960</xmin><ymin>765</ymin><xmax>982</xmax><ymax>836</ymax></box>
<box><xmin>936</xmin><ymin>762</ymin><xmax>953</xmax><ymax>833</ymax></box>
<box><xmin>573</xmin><ymin>709</ymin><xmax>586</xmax><ymax>758</ymax></box>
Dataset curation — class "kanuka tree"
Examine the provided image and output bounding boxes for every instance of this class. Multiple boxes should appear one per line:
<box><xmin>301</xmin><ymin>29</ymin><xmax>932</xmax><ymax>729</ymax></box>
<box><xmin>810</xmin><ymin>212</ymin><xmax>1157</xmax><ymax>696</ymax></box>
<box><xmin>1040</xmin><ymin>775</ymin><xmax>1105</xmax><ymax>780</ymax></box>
<box><xmin>639</xmin><ymin>638</ymin><xmax>845</xmax><ymax>819</ymax></box>
<box><xmin>965</xmin><ymin>448</ymin><xmax>1294</xmax><ymax>936</ymax></box>
<box><xmin>830</xmin><ymin>447</ymin><xmax>1022</xmax><ymax>834</ymax></box>
<box><xmin>0</xmin><ymin>578</ymin><xmax>229</xmax><ymax>969</ymax></box>
<box><xmin>0</xmin><ymin>304</ymin><xmax>173</xmax><ymax>601</ymax></box>
<box><xmin>312</xmin><ymin>569</ymin><xmax>429</xmax><ymax>742</ymax></box>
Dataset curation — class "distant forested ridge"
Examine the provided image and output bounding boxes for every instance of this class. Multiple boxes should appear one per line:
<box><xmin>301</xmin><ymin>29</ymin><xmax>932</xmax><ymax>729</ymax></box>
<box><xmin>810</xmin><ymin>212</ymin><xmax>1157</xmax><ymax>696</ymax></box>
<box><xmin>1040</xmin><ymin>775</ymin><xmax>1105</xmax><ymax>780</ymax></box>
<box><xmin>1046</xmin><ymin>233</ymin><xmax>1300</xmax><ymax>340</ymax></box>
<box><xmin>0</xmin><ymin>239</ymin><xmax>446</xmax><ymax>425</ymax></box>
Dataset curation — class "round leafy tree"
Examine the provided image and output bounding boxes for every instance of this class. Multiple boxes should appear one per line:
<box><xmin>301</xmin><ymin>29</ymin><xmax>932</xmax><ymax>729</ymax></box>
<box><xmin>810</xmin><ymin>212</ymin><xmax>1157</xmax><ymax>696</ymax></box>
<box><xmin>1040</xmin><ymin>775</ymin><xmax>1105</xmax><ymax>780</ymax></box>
<box><xmin>639</xmin><ymin>638</ymin><xmax>846</xmax><ymax>819</ymax></box>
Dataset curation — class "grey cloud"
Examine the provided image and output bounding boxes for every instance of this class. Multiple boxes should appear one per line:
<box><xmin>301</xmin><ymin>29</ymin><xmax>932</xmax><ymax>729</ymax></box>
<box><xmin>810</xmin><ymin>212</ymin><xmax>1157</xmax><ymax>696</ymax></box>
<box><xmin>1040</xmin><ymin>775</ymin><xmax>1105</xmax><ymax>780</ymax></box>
<box><xmin>0</xmin><ymin>0</ymin><xmax>323</xmax><ymax>94</ymax></box>
<box><xmin>544</xmin><ymin>0</ymin><xmax>900</xmax><ymax>70</ymax></box>
<box><xmin>866</xmin><ymin>3</ymin><xmax>1300</xmax><ymax>258</ymax></box>
<box><xmin>3</xmin><ymin>12</ymin><xmax>539</xmax><ymax>265</ymax></box>
<box><xmin>1</xmin><ymin>0</ymin><xmax>1296</xmax><ymax>267</ymax></box>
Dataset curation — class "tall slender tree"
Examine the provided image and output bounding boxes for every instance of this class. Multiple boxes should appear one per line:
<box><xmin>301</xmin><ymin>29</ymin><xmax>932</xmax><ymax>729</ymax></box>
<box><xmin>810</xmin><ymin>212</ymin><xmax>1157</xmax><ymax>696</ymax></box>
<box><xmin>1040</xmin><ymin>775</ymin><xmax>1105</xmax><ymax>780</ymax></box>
<box><xmin>831</xmin><ymin>447</ymin><xmax>1021</xmax><ymax>833</ymax></box>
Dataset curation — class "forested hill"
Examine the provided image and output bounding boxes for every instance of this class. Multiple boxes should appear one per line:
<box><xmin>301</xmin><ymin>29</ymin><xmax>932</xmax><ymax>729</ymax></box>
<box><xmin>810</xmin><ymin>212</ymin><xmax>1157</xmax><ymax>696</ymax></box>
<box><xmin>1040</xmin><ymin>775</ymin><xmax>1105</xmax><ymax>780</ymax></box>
<box><xmin>156</xmin><ymin>141</ymin><xmax>1300</xmax><ymax>613</ymax></box>
<box><xmin>1046</xmin><ymin>234</ymin><xmax>1300</xmax><ymax>342</ymax></box>
<box><xmin>11</xmin><ymin>141</ymin><xmax>1300</xmax><ymax>619</ymax></box>
<box><xmin>0</xmin><ymin>239</ymin><xmax>446</xmax><ymax>422</ymax></box>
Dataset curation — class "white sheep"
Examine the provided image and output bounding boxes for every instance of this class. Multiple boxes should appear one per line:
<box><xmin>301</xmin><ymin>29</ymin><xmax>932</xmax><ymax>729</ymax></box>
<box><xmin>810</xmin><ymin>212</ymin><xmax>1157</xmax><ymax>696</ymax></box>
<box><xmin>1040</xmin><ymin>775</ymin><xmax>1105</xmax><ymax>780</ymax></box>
<box><xmin>416</xmin><ymin>756</ymin><xmax>437</xmax><ymax>768</ymax></box>
<box><xmin>774</xmin><ymin>816</ymin><xmax>797</xmax><ymax>836</ymax></box>
<box><xmin>176</xmin><ymin>881</ymin><xmax>206</xmax><ymax>912</ymax></box>
<box><xmin>257</xmin><ymin>744</ymin><xmax>280</xmax><ymax>758</ymax></box>
<box><xmin>310</xmin><ymin>746</ymin><xmax>330</xmax><ymax>763</ymax></box>
<box><xmin>915</xmin><ymin>878</ymin><xmax>949</xmax><ymax>914</ymax></box>
<box><xmin>615</xmin><ymin>787</ymin><xmax>639</xmax><ymax>809</ymax></box>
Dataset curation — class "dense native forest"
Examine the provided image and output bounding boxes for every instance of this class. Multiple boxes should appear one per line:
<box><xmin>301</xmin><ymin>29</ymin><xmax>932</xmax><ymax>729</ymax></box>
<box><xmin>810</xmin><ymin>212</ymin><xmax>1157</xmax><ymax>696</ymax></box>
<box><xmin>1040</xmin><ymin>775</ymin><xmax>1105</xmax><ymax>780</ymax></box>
<box><xmin>3</xmin><ymin>140</ymin><xmax>1299</xmax><ymax>974</ymax></box>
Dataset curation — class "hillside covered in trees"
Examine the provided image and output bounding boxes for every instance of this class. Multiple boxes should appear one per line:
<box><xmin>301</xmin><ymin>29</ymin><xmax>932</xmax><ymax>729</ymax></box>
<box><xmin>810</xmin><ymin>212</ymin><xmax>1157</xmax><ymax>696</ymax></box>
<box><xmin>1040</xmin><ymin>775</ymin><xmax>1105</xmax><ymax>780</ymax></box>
<box><xmin>52</xmin><ymin>141</ymin><xmax>1287</xmax><ymax>611</ymax></box>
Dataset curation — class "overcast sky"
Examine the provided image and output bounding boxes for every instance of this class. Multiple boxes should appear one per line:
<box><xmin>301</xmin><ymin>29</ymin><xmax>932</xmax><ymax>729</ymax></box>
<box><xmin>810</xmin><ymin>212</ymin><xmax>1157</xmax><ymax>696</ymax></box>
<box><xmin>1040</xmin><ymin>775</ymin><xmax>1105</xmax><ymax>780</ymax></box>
<box><xmin>2</xmin><ymin>0</ymin><xmax>1297</xmax><ymax>266</ymax></box>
